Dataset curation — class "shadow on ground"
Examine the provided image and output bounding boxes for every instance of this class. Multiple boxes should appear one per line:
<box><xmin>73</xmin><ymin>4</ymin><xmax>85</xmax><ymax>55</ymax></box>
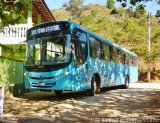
<box><xmin>3</xmin><ymin>85</ymin><xmax>160</xmax><ymax>122</ymax></box>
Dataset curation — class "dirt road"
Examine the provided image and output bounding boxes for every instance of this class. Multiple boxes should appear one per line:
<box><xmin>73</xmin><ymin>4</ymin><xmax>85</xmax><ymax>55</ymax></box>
<box><xmin>2</xmin><ymin>82</ymin><xmax>160</xmax><ymax>123</ymax></box>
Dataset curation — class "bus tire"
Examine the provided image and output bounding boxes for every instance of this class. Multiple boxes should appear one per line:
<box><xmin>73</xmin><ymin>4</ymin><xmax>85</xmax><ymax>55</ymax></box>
<box><xmin>124</xmin><ymin>76</ymin><xmax>129</xmax><ymax>89</ymax></box>
<box><xmin>89</xmin><ymin>76</ymin><xmax>100</xmax><ymax>96</ymax></box>
<box><xmin>24</xmin><ymin>89</ymin><xmax>31</xmax><ymax>93</ymax></box>
<box><xmin>89</xmin><ymin>77</ymin><xmax>96</xmax><ymax>96</ymax></box>
<box><xmin>54</xmin><ymin>90</ymin><xmax>63</xmax><ymax>96</ymax></box>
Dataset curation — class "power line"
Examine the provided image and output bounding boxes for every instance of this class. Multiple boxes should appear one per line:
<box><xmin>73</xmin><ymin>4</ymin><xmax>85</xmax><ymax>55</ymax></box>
<box><xmin>147</xmin><ymin>0</ymin><xmax>158</xmax><ymax>13</ymax></box>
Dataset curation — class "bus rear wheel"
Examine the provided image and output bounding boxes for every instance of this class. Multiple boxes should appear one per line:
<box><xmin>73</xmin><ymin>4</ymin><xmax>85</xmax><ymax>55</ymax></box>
<box><xmin>124</xmin><ymin>76</ymin><xmax>129</xmax><ymax>89</ymax></box>
<box><xmin>54</xmin><ymin>90</ymin><xmax>63</xmax><ymax>96</ymax></box>
<box><xmin>89</xmin><ymin>76</ymin><xmax>100</xmax><ymax>96</ymax></box>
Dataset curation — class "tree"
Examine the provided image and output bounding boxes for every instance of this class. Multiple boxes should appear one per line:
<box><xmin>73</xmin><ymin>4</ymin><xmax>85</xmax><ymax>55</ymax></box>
<box><xmin>111</xmin><ymin>8</ymin><xmax>118</xmax><ymax>14</ymax></box>
<box><xmin>134</xmin><ymin>44</ymin><xmax>160</xmax><ymax>72</ymax></box>
<box><xmin>107</xmin><ymin>0</ymin><xmax>115</xmax><ymax>9</ymax></box>
<box><xmin>0</xmin><ymin>0</ymin><xmax>30</xmax><ymax>32</ymax></box>
<box><xmin>63</xmin><ymin>0</ymin><xmax>85</xmax><ymax>19</ymax></box>
<box><xmin>117</xmin><ymin>0</ymin><xmax>149</xmax><ymax>6</ymax></box>
<box><xmin>123</xmin><ymin>19</ymin><xmax>140</xmax><ymax>42</ymax></box>
<box><xmin>117</xmin><ymin>0</ymin><xmax>160</xmax><ymax>15</ymax></box>
<box><xmin>134</xmin><ymin>6</ymin><xmax>146</xmax><ymax>18</ymax></box>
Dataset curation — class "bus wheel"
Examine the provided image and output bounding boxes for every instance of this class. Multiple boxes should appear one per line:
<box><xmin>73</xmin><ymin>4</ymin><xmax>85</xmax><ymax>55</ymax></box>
<box><xmin>124</xmin><ymin>76</ymin><xmax>129</xmax><ymax>89</ymax></box>
<box><xmin>24</xmin><ymin>89</ymin><xmax>31</xmax><ymax>93</ymax></box>
<box><xmin>89</xmin><ymin>76</ymin><xmax>100</xmax><ymax>96</ymax></box>
<box><xmin>54</xmin><ymin>90</ymin><xmax>63</xmax><ymax>96</ymax></box>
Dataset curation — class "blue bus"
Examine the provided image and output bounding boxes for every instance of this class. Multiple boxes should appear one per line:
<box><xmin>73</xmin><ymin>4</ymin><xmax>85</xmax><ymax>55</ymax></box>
<box><xmin>22</xmin><ymin>21</ymin><xmax>138</xmax><ymax>96</ymax></box>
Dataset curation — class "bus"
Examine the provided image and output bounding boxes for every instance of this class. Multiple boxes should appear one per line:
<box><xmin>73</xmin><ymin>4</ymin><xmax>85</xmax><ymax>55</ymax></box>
<box><xmin>21</xmin><ymin>21</ymin><xmax>138</xmax><ymax>96</ymax></box>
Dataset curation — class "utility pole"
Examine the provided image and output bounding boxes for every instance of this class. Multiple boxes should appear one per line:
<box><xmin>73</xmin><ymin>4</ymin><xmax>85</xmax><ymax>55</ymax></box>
<box><xmin>147</xmin><ymin>12</ymin><xmax>151</xmax><ymax>82</ymax></box>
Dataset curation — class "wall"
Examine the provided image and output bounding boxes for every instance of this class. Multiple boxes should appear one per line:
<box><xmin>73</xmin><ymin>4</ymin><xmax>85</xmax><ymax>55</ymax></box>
<box><xmin>0</xmin><ymin>57</ymin><xmax>24</xmax><ymax>96</ymax></box>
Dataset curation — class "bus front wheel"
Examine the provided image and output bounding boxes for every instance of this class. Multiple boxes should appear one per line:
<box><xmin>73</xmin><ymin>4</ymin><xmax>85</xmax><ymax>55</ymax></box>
<box><xmin>54</xmin><ymin>90</ymin><xmax>63</xmax><ymax>96</ymax></box>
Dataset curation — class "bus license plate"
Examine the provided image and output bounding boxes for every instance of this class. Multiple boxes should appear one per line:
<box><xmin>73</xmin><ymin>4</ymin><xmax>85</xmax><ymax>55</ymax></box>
<box><xmin>38</xmin><ymin>82</ymin><xmax>45</xmax><ymax>86</ymax></box>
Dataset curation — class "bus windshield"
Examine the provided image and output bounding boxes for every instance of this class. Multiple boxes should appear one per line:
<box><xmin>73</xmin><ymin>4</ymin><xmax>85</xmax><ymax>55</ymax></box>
<box><xmin>26</xmin><ymin>34</ymin><xmax>71</xmax><ymax>66</ymax></box>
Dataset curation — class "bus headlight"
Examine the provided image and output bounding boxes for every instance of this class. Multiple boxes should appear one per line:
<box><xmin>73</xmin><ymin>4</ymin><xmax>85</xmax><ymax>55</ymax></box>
<box><xmin>24</xmin><ymin>72</ymin><xmax>31</xmax><ymax>81</ymax></box>
<box><xmin>24</xmin><ymin>72</ymin><xmax>26</xmax><ymax>76</ymax></box>
<box><xmin>55</xmin><ymin>70</ymin><xmax>70</xmax><ymax>80</ymax></box>
<box><xmin>65</xmin><ymin>70</ymin><xmax>70</xmax><ymax>76</ymax></box>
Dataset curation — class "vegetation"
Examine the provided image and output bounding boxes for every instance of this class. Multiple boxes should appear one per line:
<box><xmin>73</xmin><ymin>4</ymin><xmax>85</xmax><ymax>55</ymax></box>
<box><xmin>63</xmin><ymin>0</ymin><xmax>85</xmax><ymax>20</ymax></box>
<box><xmin>52</xmin><ymin>2</ymin><xmax>160</xmax><ymax>80</ymax></box>
<box><xmin>107</xmin><ymin>0</ymin><xmax>115</xmax><ymax>9</ymax></box>
<box><xmin>0</xmin><ymin>0</ymin><xmax>29</xmax><ymax>32</ymax></box>
<box><xmin>134</xmin><ymin>6</ymin><xmax>146</xmax><ymax>18</ymax></box>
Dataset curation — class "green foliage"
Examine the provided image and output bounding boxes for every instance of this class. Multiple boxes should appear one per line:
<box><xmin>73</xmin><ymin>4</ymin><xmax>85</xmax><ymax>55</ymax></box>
<box><xmin>63</xmin><ymin>0</ymin><xmax>85</xmax><ymax>20</ymax></box>
<box><xmin>134</xmin><ymin>43</ymin><xmax>160</xmax><ymax>71</ymax></box>
<box><xmin>151</xmin><ymin>27</ymin><xmax>160</xmax><ymax>44</ymax></box>
<box><xmin>134</xmin><ymin>6</ymin><xmax>146</xmax><ymax>18</ymax></box>
<box><xmin>54</xmin><ymin>4</ymin><xmax>160</xmax><ymax>71</ymax></box>
<box><xmin>126</xmin><ymin>8</ymin><xmax>134</xmax><ymax>17</ymax></box>
<box><xmin>0</xmin><ymin>44</ymin><xmax>26</xmax><ymax>62</ymax></box>
<box><xmin>91</xmin><ymin>9</ymin><xmax>99</xmax><ymax>16</ymax></box>
<box><xmin>117</xmin><ymin>0</ymin><xmax>153</xmax><ymax>7</ymax></box>
<box><xmin>138</xmin><ymin>17</ymin><xmax>148</xmax><ymax>26</ymax></box>
<box><xmin>0</xmin><ymin>0</ymin><xmax>30</xmax><ymax>32</ymax></box>
<box><xmin>111</xmin><ymin>8</ymin><xmax>118</xmax><ymax>14</ymax></box>
<box><xmin>121</xmin><ymin>2</ymin><xmax>127</xmax><ymax>8</ymax></box>
<box><xmin>80</xmin><ymin>15</ymin><xmax>95</xmax><ymax>25</ymax></box>
<box><xmin>152</xmin><ymin>27</ymin><xmax>160</xmax><ymax>38</ymax></box>
<box><xmin>107</xmin><ymin>0</ymin><xmax>115</xmax><ymax>9</ymax></box>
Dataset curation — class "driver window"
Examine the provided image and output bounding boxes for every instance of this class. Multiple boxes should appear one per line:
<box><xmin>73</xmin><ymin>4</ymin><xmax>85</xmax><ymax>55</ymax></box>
<box><xmin>73</xmin><ymin>29</ymin><xmax>87</xmax><ymax>66</ymax></box>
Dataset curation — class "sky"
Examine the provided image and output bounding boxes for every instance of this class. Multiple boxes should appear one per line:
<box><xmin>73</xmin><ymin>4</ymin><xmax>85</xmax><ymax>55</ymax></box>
<box><xmin>45</xmin><ymin>0</ymin><xmax>159</xmax><ymax>15</ymax></box>
<box><xmin>45</xmin><ymin>0</ymin><xmax>108</xmax><ymax>9</ymax></box>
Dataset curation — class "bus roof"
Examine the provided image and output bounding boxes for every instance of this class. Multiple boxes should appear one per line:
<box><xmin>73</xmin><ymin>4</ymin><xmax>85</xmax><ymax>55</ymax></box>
<box><xmin>29</xmin><ymin>20</ymin><xmax>138</xmax><ymax>57</ymax></box>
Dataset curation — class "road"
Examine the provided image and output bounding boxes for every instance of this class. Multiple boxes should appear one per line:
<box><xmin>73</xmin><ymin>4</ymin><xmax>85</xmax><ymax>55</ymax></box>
<box><xmin>2</xmin><ymin>82</ymin><xmax>160</xmax><ymax>123</ymax></box>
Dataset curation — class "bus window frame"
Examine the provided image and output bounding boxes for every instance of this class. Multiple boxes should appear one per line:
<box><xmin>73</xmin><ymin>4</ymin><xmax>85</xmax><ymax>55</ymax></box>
<box><xmin>72</xmin><ymin>28</ymin><xmax>88</xmax><ymax>67</ymax></box>
<box><xmin>89</xmin><ymin>35</ymin><xmax>102</xmax><ymax>59</ymax></box>
<box><xmin>101</xmin><ymin>42</ymin><xmax>111</xmax><ymax>61</ymax></box>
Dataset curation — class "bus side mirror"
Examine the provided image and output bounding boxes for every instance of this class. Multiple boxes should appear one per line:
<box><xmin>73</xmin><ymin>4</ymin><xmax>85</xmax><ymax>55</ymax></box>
<box><xmin>19</xmin><ymin>41</ymin><xmax>27</xmax><ymax>58</ymax></box>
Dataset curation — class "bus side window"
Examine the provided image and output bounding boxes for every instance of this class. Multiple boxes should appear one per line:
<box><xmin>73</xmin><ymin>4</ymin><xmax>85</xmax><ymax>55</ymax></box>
<box><xmin>126</xmin><ymin>54</ymin><xmax>129</xmax><ymax>65</ymax></box>
<box><xmin>123</xmin><ymin>54</ymin><xmax>129</xmax><ymax>65</ymax></box>
<box><xmin>132</xmin><ymin>56</ymin><xmax>137</xmax><ymax>67</ymax></box>
<box><xmin>90</xmin><ymin>36</ymin><xmax>102</xmax><ymax>59</ymax></box>
<box><xmin>132</xmin><ymin>56</ymin><xmax>134</xmax><ymax>66</ymax></box>
<box><xmin>122</xmin><ymin>54</ymin><xmax>126</xmax><ymax>64</ymax></box>
<box><xmin>117</xmin><ymin>49</ymin><xmax>121</xmax><ymax>63</ymax></box>
<box><xmin>109</xmin><ymin>46</ymin><xmax>113</xmax><ymax>61</ymax></box>
<box><xmin>112</xmin><ymin>47</ymin><xmax>117</xmax><ymax>63</ymax></box>
<box><xmin>102</xmin><ymin>43</ymin><xmax>110</xmax><ymax>61</ymax></box>
<box><xmin>133</xmin><ymin>57</ymin><xmax>135</xmax><ymax>66</ymax></box>
<box><xmin>134</xmin><ymin>57</ymin><xmax>138</xmax><ymax>67</ymax></box>
<box><xmin>134</xmin><ymin>57</ymin><xmax>137</xmax><ymax>66</ymax></box>
<box><xmin>129</xmin><ymin>55</ymin><xmax>132</xmax><ymax>66</ymax></box>
<box><xmin>120</xmin><ymin>51</ymin><xmax>125</xmax><ymax>64</ymax></box>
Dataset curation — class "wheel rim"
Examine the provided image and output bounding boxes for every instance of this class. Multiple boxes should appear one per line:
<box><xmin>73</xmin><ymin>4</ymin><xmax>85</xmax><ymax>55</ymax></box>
<box><xmin>94</xmin><ymin>81</ymin><xmax>96</xmax><ymax>93</ymax></box>
<box><xmin>126</xmin><ymin>77</ymin><xmax>129</xmax><ymax>87</ymax></box>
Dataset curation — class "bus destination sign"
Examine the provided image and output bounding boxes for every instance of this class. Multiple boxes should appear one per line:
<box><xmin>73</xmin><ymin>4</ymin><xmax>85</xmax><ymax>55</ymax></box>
<box><xmin>31</xmin><ymin>25</ymin><xmax>60</xmax><ymax>36</ymax></box>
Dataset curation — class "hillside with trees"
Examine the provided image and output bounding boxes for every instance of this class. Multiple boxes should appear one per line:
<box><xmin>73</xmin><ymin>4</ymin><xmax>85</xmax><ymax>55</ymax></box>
<box><xmin>51</xmin><ymin>2</ymin><xmax>160</xmax><ymax>81</ymax></box>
